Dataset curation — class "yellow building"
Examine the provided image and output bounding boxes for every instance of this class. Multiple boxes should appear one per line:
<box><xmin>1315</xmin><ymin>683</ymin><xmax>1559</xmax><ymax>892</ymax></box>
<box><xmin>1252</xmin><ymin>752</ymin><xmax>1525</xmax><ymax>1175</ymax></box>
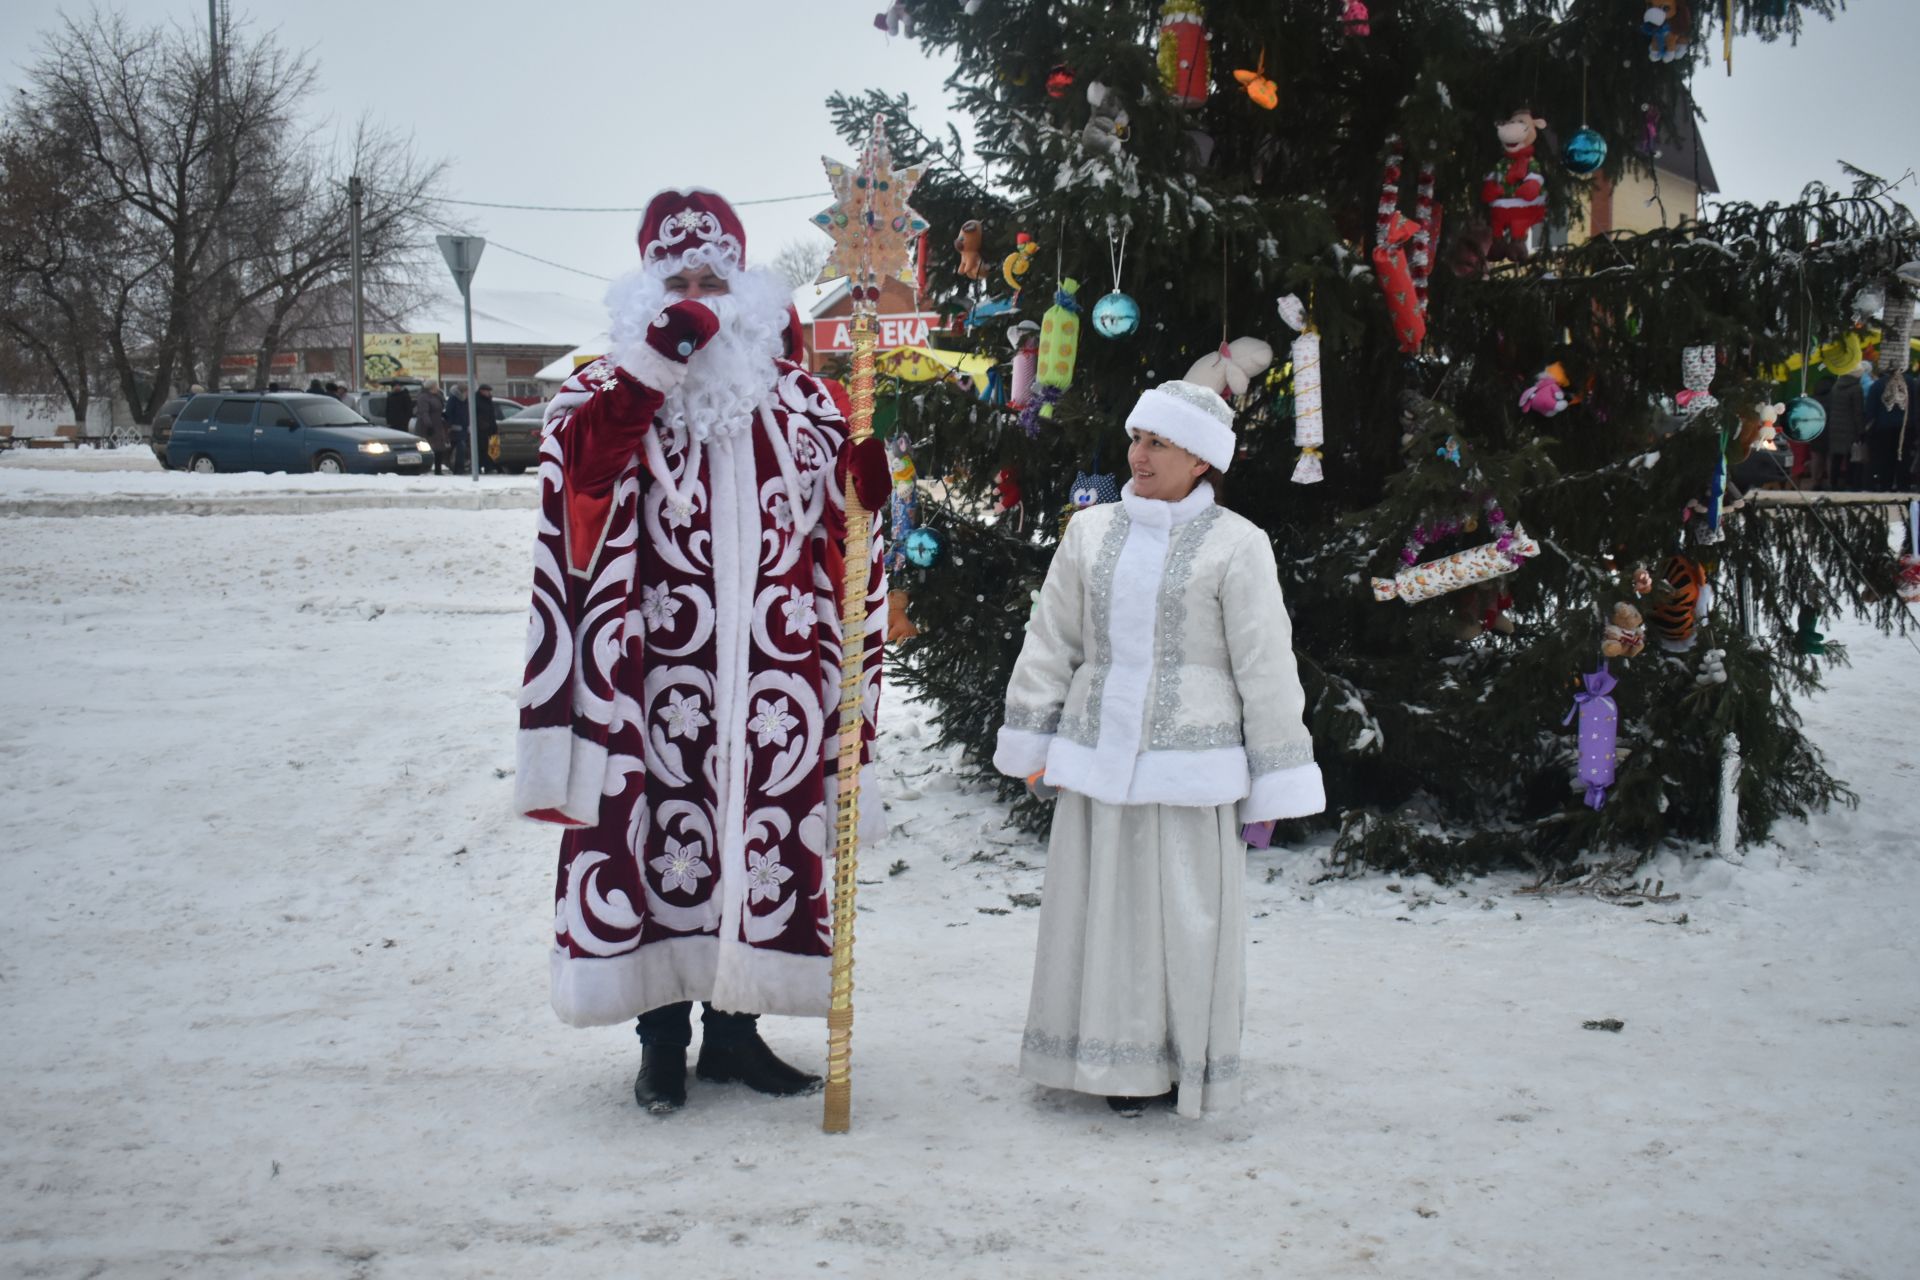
<box><xmin>1563</xmin><ymin>105</ymin><xmax>1718</xmax><ymax>245</ymax></box>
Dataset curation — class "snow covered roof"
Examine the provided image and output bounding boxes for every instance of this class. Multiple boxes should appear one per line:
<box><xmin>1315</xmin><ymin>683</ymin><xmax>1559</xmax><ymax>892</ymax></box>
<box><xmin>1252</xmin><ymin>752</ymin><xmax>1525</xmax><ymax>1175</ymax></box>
<box><xmin>402</xmin><ymin>288</ymin><xmax>608</xmax><ymax>349</ymax></box>
<box><xmin>794</xmin><ymin>278</ymin><xmax>850</xmax><ymax>319</ymax></box>
<box><xmin>535</xmin><ymin>340</ymin><xmax>609</xmax><ymax>385</ymax></box>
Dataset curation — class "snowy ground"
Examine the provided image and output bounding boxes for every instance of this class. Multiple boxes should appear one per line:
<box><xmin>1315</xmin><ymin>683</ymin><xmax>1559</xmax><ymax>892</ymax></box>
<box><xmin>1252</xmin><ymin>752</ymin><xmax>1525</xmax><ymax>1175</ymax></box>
<box><xmin>2</xmin><ymin>459</ymin><xmax>1916</xmax><ymax>1278</ymax></box>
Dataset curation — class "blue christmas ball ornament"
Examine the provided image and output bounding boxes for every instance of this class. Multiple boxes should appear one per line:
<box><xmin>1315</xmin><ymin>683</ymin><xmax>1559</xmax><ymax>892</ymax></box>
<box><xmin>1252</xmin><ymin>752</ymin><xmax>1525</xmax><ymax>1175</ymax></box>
<box><xmin>1564</xmin><ymin>127</ymin><xmax>1608</xmax><ymax>178</ymax></box>
<box><xmin>903</xmin><ymin>527</ymin><xmax>942</xmax><ymax>568</ymax></box>
<box><xmin>1091</xmin><ymin>290</ymin><xmax>1141</xmax><ymax>339</ymax></box>
<box><xmin>1783</xmin><ymin>394</ymin><xmax>1827</xmax><ymax>443</ymax></box>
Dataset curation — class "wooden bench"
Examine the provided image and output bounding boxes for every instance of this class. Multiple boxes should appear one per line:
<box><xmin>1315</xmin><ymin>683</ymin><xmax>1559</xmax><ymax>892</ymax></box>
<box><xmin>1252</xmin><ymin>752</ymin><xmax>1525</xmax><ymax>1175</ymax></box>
<box><xmin>0</xmin><ymin>425</ymin><xmax>14</xmax><ymax>451</ymax></box>
<box><xmin>23</xmin><ymin>425</ymin><xmax>81</xmax><ymax>449</ymax></box>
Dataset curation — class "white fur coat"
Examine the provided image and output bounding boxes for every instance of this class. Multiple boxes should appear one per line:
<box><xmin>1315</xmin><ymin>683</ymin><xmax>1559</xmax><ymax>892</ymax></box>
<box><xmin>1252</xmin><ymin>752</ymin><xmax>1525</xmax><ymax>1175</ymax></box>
<box><xmin>992</xmin><ymin>482</ymin><xmax>1324</xmax><ymax>823</ymax></box>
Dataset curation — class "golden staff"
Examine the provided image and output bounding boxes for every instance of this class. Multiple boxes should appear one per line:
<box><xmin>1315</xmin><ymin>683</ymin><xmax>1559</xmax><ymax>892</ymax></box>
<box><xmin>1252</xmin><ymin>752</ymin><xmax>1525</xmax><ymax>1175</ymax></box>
<box><xmin>812</xmin><ymin>117</ymin><xmax>926</xmax><ymax>1133</ymax></box>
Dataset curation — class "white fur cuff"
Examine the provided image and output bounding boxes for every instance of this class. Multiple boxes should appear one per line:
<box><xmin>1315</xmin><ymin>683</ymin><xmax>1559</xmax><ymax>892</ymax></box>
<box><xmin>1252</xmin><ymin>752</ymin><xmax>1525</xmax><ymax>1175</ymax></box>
<box><xmin>516</xmin><ymin>726</ymin><xmax>607</xmax><ymax>826</ymax></box>
<box><xmin>1238</xmin><ymin>763</ymin><xmax>1327</xmax><ymax>824</ymax></box>
<box><xmin>993</xmin><ymin>726</ymin><xmax>1054</xmax><ymax>778</ymax></box>
<box><xmin>614</xmin><ymin>339</ymin><xmax>690</xmax><ymax>394</ymax></box>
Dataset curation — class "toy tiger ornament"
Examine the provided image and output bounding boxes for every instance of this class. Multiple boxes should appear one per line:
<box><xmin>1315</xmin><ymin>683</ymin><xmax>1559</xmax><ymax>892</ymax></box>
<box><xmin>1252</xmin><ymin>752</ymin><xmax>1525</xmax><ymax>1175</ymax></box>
<box><xmin>1650</xmin><ymin>554</ymin><xmax>1709</xmax><ymax>653</ymax></box>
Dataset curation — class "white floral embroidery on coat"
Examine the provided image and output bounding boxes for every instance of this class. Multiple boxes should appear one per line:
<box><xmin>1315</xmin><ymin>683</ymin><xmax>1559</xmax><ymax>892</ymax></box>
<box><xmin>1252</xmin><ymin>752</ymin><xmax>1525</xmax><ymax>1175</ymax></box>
<box><xmin>745</xmin><ymin>848</ymin><xmax>794</xmax><ymax>905</ymax></box>
<box><xmin>779</xmin><ymin>586</ymin><xmax>819</xmax><ymax>638</ymax></box>
<box><xmin>749</xmin><ymin>696</ymin><xmax>800</xmax><ymax>747</ymax></box>
<box><xmin>650</xmin><ymin>836</ymin><xmax>711</xmax><ymax>895</ymax></box>
<box><xmin>640</xmin><ymin>583</ymin><xmax>682</xmax><ymax>632</ymax></box>
<box><xmin>660</xmin><ymin>689</ymin><xmax>710</xmax><ymax>740</ymax></box>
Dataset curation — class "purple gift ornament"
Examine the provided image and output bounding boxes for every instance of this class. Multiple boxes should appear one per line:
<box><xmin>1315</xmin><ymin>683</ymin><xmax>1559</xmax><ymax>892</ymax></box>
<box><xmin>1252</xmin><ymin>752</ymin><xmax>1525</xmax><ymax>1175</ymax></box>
<box><xmin>1562</xmin><ymin>663</ymin><xmax>1619</xmax><ymax>809</ymax></box>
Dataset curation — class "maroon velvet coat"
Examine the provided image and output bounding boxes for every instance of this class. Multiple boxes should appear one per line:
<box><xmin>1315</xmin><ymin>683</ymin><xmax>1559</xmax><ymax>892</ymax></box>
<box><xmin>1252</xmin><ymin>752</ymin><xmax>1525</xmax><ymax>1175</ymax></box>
<box><xmin>516</xmin><ymin>355</ymin><xmax>883</xmax><ymax>1026</ymax></box>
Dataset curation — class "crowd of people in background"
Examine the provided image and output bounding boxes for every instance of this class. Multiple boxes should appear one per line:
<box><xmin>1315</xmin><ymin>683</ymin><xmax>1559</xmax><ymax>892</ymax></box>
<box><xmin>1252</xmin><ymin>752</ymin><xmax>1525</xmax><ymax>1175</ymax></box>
<box><xmin>1794</xmin><ymin>338</ymin><xmax>1920</xmax><ymax>493</ymax></box>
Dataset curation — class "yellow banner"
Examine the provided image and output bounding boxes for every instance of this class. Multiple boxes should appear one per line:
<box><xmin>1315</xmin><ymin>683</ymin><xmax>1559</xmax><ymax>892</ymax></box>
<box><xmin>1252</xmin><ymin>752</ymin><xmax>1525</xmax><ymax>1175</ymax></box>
<box><xmin>363</xmin><ymin>333</ymin><xmax>441</xmax><ymax>384</ymax></box>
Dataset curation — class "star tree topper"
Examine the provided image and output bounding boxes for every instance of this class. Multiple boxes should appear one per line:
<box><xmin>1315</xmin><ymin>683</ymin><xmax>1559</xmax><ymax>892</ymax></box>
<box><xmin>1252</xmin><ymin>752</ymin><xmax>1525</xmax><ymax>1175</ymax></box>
<box><xmin>813</xmin><ymin>116</ymin><xmax>928</xmax><ymax>310</ymax></box>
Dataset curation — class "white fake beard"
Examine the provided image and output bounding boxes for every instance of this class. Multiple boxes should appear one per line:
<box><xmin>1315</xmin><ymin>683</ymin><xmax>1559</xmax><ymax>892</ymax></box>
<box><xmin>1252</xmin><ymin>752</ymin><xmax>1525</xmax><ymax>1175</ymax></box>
<box><xmin>604</xmin><ymin>265</ymin><xmax>788</xmax><ymax>446</ymax></box>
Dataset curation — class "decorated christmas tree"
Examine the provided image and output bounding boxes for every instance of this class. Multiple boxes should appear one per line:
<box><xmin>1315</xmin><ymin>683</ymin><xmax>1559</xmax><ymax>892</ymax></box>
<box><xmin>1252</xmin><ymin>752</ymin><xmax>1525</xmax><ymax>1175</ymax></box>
<box><xmin>829</xmin><ymin>0</ymin><xmax>1919</xmax><ymax>876</ymax></box>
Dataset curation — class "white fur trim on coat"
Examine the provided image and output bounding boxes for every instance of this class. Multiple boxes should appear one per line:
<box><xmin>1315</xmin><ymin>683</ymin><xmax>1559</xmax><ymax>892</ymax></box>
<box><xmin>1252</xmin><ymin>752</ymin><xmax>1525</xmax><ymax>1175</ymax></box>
<box><xmin>613</xmin><ymin>339</ymin><xmax>691</xmax><ymax>394</ymax></box>
<box><xmin>516</xmin><ymin>725</ymin><xmax>606</xmax><ymax>826</ymax></box>
<box><xmin>1239</xmin><ymin>763</ymin><xmax>1327</xmax><ymax>824</ymax></box>
<box><xmin>994</xmin><ymin>726</ymin><xmax>1055</xmax><ymax>777</ymax></box>
<box><xmin>550</xmin><ymin>934</ymin><xmax>830</xmax><ymax>1027</ymax></box>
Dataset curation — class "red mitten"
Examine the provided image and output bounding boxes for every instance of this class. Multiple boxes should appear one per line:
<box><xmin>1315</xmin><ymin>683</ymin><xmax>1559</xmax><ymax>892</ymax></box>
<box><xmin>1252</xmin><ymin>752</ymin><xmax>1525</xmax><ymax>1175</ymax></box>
<box><xmin>835</xmin><ymin>436</ymin><xmax>891</xmax><ymax>513</ymax></box>
<box><xmin>619</xmin><ymin>299</ymin><xmax>721</xmax><ymax>391</ymax></box>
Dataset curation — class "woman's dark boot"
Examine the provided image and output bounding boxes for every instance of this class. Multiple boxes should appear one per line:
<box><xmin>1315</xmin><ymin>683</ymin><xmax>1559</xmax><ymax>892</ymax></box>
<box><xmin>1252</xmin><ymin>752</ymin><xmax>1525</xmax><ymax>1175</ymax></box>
<box><xmin>695</xmin><ymin>1006</ymin><xmax>822</xmax><ymax>1096</ymax></box>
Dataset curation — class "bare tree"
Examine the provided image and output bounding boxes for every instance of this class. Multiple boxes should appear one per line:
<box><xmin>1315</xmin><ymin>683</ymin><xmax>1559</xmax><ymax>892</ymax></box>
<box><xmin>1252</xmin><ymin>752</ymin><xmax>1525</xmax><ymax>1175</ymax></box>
<box><xmin>0</xmin><ymin>107</ymin><xmax>117</xmax><ymax>419</ymax></box>
<box><xmin>771</xmin><ymin>237</ymin><xmax>831</xmax><ymax>289</ymax></box>
<box><xmin>229</xmin><ymin>119</ymin><xmax>445</xmax><ymax>389</ymax></box>
<box><xmin>0</xmin><ymin>9</ymin><xmax>445</xmax><ymax>420</ymax></box>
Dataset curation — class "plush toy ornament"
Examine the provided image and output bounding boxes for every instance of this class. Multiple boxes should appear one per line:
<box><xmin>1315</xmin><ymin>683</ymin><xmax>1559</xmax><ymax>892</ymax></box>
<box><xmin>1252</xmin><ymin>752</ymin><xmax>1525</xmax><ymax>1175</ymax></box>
<box><xmin>1677</xmin><ymin>345</ymin><xmax>1719</xmax><ymax>419</ymax></box>
<box><xmin>1642</xmin><ymin>0</ymin><xmax>1692</xmax><ymax>63</ymax></box>
<box><xmin>1601</xmin><ymin>602</ymin><xmax>1646</xmax><ymax>658</ymax></box>
<box><xmin>1081</xmin><ymin>81</ymin><xmax>1131</xmax><ymax>158</ymax></box>
<box><xmin>1519</xmin><ymin>362</ymin><xmax>1573</xmax><ymax>416</ymax></box>
<box><xmin>1069</xmin><ymin>471</ymin><xmax>1121</xmax><ymax>508</ymax></box>
<box><xmin>1340</xmin><ymin>0</ymin><xmax>1371</xmax><ymax>36</ymax></box>
<box><xmin>1003</xmin><ymin>232</ymin><xmax>1038</xmax><ymax>292</ymax></box>
<box><xmin>1185</xmin><ymin>335</ymin><xmax>1274</xmax><ymax>398</ymax></box>
<box><xmin>954</xmin><ymin>220</ymin><xmax>989</xmax><ymax>280</ymax></box>
<box><xmin>1651</xmin><ymin>554</ymin><xmax>1710</xmax><ymax>653</ymax></box>
<box><xmin>1481</xmin><ymin>106</ymin><xmax>1548</xmax><ymax>262</ymax></box>
<box><xmin>874</xmin><ymin>3</ymin><xmax>914</xmax><ymax>37</ymax></box>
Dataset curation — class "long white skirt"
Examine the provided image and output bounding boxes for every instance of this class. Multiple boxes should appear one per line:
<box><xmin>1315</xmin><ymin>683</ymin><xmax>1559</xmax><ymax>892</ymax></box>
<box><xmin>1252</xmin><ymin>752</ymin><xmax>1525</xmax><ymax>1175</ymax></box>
<box><xmin>1018</xmin><ymin>792</ymin><xmax>1246</xmax><ymax>1119</ymax></box>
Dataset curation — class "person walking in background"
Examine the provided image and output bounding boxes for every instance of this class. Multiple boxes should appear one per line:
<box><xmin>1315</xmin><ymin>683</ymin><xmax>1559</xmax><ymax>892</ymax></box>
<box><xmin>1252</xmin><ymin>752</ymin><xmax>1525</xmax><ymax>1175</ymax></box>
<box><xmin>305</xmin><ymin>378</ymin><xmax>326</xmax><ymax>395</ymax></box>
<box><xmin>447</xmin><ymin>382</ymin><xmax>471</xmax><ymax>474</ymax></box>
<box><xmin>414</xmin><ymin>380</ymin><xmax>451</xmax><ymax>475</ymax></box>
<box><xmin>992</xmin><ymin>381</ymin><xmax>1326</xmax><ymax>1119</ymax></box>
<box><xmin>383</xmin><ymin>382</ymin><xmax>416</xmax><ymax>436</ymax></box>
<box><xmin>475</xmin><ymin>384</ymin><xmax>500</xmax><ymax>473</ymax></box>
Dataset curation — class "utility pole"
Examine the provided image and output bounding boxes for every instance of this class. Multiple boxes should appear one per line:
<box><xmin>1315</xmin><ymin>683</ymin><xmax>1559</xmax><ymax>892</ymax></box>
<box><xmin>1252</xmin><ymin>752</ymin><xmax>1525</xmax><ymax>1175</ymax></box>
<box><xmin>349</xmin><ymin>176</ymin><xmax>365</xmax><ymax>398</ymax></box>
<box><xmin>436</xmin><ymin>234</ymin><xmax>486</xmax><ymax>481</ymax></box>
<box><xmin>207</xmin><ymin>0</ymin><xmax>222</xmax><ymax>393</ymax></box>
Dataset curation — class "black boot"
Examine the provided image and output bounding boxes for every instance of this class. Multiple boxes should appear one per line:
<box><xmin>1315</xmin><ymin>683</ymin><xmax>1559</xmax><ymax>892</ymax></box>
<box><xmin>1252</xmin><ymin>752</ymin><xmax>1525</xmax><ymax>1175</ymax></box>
<box><xmin>633</xmin><ymin>1044</ymin><xmax>687</xmax><ymax>1115</ymax></box>
<box><xmin>634</xmin><ymin>1001</ymin><xmax>693</xmax><ymax>1114</ymax></box>
<box><xmin>1105</xmin><ymin>1086</ymin><xmax>1178</xmax><ymax>1118</ymax></box>
<box><xmin>695</xmin><ymin>1006</ymin><xmax>822</xmax><ymax>1096</ymax></box>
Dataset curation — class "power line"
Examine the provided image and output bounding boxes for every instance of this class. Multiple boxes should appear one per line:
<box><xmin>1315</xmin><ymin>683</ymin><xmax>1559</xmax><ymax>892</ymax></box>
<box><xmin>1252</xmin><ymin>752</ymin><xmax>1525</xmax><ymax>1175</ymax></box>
<box><xmin>393</xmin><ymin>189</ymin><xmax>833</xmax><ymax>214</ymax></box>
<box><xmin>483</xmin><ymin>239</ymin><xmax>615</xmax><ymax>282</ymax></box>
<box><xmin>422</xmin><ymin>217</ymin><xmax>614</xmax><ymax>283</ymax></box>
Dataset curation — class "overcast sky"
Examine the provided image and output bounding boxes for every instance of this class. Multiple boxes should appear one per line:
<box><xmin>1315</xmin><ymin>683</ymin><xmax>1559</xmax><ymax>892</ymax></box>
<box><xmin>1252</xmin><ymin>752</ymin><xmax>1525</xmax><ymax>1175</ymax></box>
<box><xmin>2</xmin><ymin>0</ymin><xmax>1912</xmax><ymax>307</ymax></box>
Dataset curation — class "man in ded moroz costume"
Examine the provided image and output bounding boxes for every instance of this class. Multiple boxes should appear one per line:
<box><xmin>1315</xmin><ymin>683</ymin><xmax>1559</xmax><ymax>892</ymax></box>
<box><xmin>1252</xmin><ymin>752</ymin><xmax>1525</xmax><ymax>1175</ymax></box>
<box><xmin>517</xmin><ymin>189</ymin><xmax>889</xmax><ymax>1114</ymax></box>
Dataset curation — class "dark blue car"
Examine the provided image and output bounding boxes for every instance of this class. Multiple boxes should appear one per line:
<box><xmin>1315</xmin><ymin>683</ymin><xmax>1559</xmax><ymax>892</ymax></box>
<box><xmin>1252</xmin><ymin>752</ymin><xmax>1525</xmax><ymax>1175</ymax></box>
<box><xmin>165</xmin><ymin>392</ymin><xmax>435</xmax><ymax>475</ymax></box>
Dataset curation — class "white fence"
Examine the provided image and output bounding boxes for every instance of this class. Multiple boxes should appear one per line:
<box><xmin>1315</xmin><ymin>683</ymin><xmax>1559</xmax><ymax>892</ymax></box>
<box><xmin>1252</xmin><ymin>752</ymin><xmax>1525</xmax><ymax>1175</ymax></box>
<box><xmin>0</xmin><ymin>395</ymin><xmax>125</xmax><ymax>440</ymax></box>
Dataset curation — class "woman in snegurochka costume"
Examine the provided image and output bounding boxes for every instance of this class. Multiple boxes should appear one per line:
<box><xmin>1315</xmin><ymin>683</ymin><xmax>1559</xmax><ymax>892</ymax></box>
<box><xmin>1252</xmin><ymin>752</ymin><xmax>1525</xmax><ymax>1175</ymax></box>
<box><xmin>992</xmin><ymin>380</ymin><xmax>1326</xmax><ymax>1119</ymax></box>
